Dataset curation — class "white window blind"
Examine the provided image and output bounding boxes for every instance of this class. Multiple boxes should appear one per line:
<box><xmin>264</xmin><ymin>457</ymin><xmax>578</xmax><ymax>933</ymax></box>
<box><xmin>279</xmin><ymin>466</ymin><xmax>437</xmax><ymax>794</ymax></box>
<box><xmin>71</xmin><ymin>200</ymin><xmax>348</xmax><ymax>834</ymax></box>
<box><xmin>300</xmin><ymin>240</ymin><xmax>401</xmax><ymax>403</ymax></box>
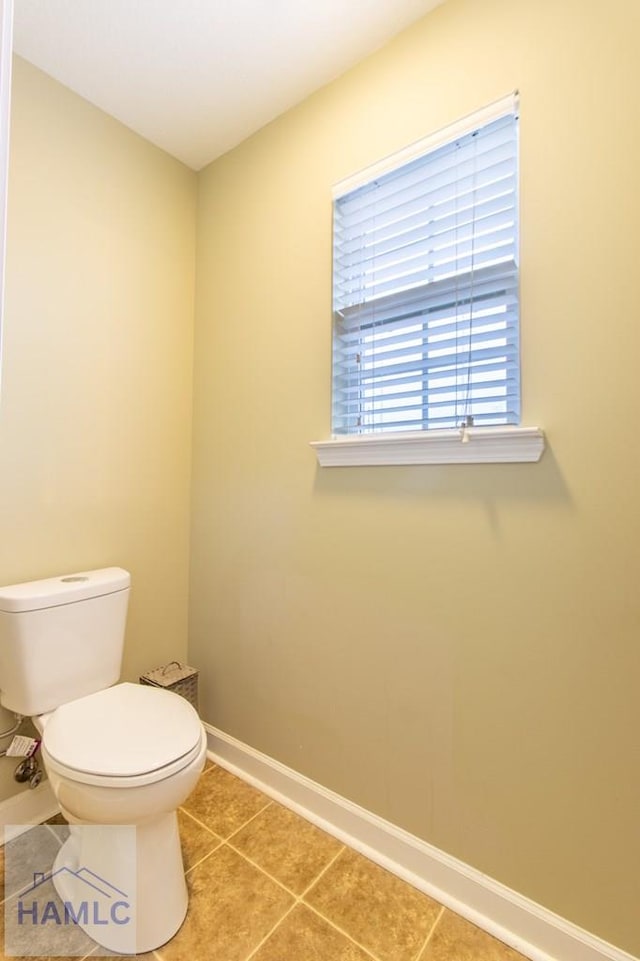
<box><xmin>332</xmin><ymin>97</ymin><xmax>519</xmax><ymax>435</ymax></box>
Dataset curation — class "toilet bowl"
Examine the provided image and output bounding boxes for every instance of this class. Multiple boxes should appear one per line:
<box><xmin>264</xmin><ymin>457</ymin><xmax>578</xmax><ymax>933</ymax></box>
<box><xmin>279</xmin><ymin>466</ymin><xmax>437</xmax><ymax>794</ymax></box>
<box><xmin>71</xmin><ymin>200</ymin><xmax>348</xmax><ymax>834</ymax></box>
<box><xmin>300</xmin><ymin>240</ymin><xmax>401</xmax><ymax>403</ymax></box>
<box><xmin>37</xmin><ymin>682</ymin><xmax>207</xmax><ymax>954</ymax></box>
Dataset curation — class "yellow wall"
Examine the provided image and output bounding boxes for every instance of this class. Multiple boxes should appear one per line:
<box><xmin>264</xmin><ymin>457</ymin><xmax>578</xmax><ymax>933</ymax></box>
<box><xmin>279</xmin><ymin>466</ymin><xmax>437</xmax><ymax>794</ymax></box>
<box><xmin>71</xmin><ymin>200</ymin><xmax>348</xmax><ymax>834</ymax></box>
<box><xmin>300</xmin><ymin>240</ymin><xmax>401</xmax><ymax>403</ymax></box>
<box><xmin>1</xmin><ymin>58</ymin><xmax>197</xmax><ymax>691</ymax></box>
<box><xmin>190</xmin><ymin>0</ymin><xmax>640</xmax><ymax>953</ymax></box>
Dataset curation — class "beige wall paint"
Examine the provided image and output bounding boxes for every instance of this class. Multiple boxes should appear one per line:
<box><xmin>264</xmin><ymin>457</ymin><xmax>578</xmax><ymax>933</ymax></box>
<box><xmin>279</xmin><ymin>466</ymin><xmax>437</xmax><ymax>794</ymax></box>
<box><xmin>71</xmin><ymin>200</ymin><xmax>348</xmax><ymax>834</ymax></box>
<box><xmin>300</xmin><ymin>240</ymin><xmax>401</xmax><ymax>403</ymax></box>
<box><xmin>0</xmin><ymin>60</ymin><xmax>197</xmax><ymax>733</ymax></box>
<box><xmin>190</xmin><ymin>0</ymin><xmax>640</xmax><ymax>953</ymax></box>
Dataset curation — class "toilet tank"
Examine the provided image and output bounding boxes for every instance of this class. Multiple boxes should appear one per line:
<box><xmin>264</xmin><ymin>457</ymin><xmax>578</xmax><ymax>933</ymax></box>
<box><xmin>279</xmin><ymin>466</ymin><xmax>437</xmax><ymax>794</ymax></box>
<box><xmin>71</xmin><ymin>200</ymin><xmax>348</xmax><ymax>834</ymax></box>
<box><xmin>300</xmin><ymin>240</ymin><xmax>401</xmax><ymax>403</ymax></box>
<box><xmin>0</xmin><ymin>568</ymin><xmax>130</xmax><ymax>716</ymax></box>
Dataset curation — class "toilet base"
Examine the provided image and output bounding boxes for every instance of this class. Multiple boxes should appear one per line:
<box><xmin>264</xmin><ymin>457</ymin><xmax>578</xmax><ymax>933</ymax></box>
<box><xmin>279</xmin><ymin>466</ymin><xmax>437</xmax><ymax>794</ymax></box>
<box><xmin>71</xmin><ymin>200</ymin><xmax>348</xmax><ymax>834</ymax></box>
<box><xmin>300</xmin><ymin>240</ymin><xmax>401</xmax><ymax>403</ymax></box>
<box><xmin>54</xmin><ymin>811</ymin><xmax>188</xmax><ymax>954</ymax></box>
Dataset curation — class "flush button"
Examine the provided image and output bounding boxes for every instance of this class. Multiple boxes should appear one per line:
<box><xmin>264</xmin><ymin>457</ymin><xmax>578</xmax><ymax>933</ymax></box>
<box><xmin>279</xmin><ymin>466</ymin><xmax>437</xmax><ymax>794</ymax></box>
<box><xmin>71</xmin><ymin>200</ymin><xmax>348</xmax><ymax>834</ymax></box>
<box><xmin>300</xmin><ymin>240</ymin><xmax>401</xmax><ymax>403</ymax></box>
<box><xmin>60</xmin><ymin>576</ymin><xmax>89</xmax><ymax>583</ymax></box>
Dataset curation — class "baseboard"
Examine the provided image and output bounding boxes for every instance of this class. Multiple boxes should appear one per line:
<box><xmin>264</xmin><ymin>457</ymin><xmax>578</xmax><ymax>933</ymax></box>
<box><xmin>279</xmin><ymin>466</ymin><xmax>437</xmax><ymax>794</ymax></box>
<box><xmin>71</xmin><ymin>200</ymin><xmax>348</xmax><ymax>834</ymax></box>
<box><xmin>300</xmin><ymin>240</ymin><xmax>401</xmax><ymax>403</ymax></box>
<box><xmin>0</xmin><ymin>781</ymin><xmax>58</xmax><ymax>840</ymax></box>
<box><xmin>204</xmin><ymin>722</ymin><xmax>637</xmax><ymax>961</ymax></box>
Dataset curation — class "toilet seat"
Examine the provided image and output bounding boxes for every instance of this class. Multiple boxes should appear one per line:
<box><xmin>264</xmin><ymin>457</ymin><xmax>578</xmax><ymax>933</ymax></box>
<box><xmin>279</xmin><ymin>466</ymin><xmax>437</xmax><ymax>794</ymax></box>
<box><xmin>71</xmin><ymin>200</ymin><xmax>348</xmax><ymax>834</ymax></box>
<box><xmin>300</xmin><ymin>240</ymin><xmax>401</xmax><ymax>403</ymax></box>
<box><xmin>42</xmin><ymin>681</ymin><xmax>204</xmax><ymax>788</ymax></box>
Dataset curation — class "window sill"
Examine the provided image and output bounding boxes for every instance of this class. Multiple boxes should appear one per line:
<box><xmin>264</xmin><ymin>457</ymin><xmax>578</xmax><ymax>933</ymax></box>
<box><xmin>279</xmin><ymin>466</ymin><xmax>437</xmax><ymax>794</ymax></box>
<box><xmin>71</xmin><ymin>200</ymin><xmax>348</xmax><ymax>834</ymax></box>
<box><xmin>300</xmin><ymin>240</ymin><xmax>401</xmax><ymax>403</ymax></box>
<box><xmin>310</xmin><ymin>426</ymin><xmax>545</xmax><ymax>467</ymax></box>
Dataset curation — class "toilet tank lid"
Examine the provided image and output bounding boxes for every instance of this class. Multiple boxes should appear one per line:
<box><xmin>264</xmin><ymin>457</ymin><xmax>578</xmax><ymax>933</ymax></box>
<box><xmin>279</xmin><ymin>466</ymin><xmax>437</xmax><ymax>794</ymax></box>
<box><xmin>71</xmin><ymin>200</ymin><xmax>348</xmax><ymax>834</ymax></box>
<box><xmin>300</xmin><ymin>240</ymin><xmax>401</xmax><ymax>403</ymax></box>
<box><xmin>0</xmin><ymin>568</ymin><xmax>130</xmax><ymax>613</ymax></box>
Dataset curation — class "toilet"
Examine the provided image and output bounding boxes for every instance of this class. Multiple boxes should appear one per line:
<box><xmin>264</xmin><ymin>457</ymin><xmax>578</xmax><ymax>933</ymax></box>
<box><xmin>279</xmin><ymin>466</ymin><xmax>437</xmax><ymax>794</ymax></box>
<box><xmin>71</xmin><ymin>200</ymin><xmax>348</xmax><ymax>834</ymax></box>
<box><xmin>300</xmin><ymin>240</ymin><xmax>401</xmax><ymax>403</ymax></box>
<box><xmin>0</xmin><ymin>568</ymin><xmax>207</xmax><ymax>954</ymax></box>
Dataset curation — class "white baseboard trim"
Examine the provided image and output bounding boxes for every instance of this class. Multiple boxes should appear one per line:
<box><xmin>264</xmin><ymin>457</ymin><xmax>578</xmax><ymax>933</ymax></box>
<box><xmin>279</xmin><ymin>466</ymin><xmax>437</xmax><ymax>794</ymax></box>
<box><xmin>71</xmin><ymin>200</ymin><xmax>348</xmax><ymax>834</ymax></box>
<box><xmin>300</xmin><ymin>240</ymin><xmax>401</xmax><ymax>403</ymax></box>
<box><xmin>0</xmin><ymin>781</ymin><xmax>58</xmax><ymax>840</ymax></box>
<box><xmin>204</xmin><ymin>723</ymin><xmax>637</xmax><ymax>961</ymax></box>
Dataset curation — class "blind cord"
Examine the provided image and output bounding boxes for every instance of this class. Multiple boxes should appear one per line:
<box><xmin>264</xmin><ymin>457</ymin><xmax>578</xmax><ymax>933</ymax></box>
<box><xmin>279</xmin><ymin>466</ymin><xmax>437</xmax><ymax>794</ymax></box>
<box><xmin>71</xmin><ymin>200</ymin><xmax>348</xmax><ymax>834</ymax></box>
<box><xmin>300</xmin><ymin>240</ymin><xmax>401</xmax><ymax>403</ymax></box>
<box><xmin>460</xmin><ymin>130</ymin><xmax>479</xmax><ymax>435</ymax></box>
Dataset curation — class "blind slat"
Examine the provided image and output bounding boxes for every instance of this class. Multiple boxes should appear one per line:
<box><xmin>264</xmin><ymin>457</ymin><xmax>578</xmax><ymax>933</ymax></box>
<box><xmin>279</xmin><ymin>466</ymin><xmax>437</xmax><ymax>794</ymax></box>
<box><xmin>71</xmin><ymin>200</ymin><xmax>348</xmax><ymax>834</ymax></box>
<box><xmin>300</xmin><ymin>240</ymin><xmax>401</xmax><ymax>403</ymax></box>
<box><xmin>336</xmin><ymin>261</ymin><xmax>518</xmax><ymax>331</ymax></box>
<box><xmin>336</xmin><ymin>305</ymin><xmax>518</xmax><ymax>349</ymax></box>
<box><xmin>334</xmin><ymin>164</ymin><xmax>517</xmax><ymax>271</ymax></box>
<box><xmin>339</xmin><ymin>246</ymin><xmax>516</xmax><ymax>305</ymax></box>
<box><xmin>335</xmin><ymin>194</ymin><xmax>517</xmax><ymax>276</ymax></box>
<box><xmin>338</xmin><ymin>321</ymin><xmax>519</xmax><ymax>363</ymax></box>
<box><xmin>342</xmin><ymin>223</ymin><xmax>517</xmax><ymax>296</ymax></box>
<box><xmin>333</xmin><ymin>343</ymin><xmax>519</xmax><ymax>383</ymax></box>
<box><xmin>338</xmin><ymin>118</ymin><xmax>516</xmax><ymax>218</ymax></box>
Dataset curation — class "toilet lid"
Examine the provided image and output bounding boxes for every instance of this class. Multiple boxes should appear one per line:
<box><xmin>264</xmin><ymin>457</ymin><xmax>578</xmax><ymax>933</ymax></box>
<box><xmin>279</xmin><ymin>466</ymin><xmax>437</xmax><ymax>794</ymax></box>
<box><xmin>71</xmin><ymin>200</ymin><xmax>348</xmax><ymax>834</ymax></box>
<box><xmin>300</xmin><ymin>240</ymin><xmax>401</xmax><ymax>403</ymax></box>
<box><xmin>43</xmin><ymin>682</ymin><xmax>203</xmax><ymax>777</ymax></box>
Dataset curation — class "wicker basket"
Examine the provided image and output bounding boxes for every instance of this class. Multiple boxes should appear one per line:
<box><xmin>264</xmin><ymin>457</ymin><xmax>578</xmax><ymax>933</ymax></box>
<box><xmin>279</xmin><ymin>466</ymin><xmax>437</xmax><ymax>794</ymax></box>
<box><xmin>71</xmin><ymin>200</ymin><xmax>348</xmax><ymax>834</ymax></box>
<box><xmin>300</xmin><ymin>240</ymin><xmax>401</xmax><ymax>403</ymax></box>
<box><xmin>140</xmin><ymin>661</ymin><xmax>199</xmax><ymax>711</ymax></box>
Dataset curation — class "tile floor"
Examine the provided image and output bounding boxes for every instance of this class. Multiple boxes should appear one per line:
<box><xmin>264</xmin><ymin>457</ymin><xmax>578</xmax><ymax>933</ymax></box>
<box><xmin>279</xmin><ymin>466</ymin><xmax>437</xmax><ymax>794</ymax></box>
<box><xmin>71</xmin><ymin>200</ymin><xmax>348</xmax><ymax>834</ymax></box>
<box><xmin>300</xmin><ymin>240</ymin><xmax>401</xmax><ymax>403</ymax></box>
<box><xmin>1</xmin><ymin>760</ymin><xmax>530</xmax><ymax>961</ymax></box>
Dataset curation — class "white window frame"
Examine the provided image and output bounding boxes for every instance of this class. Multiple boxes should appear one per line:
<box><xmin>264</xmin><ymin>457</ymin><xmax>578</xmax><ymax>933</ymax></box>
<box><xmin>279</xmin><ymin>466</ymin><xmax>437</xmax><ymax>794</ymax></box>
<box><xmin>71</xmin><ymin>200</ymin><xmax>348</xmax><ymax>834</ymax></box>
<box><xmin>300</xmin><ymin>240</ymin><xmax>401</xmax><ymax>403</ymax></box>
<box><xmin>311</xmin><ymin>94</ymin><xmax>544</xmax><ymax>466</ymax></box>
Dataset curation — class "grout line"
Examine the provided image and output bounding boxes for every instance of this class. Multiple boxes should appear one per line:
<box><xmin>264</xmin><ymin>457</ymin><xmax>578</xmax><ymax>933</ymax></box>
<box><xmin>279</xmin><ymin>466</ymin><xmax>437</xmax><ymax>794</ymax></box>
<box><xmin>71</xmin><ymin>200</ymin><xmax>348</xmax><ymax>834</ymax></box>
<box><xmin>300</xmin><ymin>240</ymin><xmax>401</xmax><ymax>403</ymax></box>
<box><xmin>177</xmin><ymin>804</ymin><xmax>222</xmax><ymax>840</ymax></box>
<box><xmin>242</xmin><ymin>902</ymin><xmax>298</xmax><ymax>961</ymax></box>
<box><xmin>302</xmin><ymin>901</ymin><xmax>384</xmax><ymax>961</ymax></box>
<box><xmin>1</xmin><ymin>867</ymin><xmax>46</xmax><ymax>907</ymax></box>
<box><xmin>298</xmin><ymin>843</ymin><xmax>345</xmax><ymax>899</ymax></box>
<box><xmin>2</xmin><ymin>823</ymin><xmax>67</xmax><ymax>905</ymax></box>
<box><xmin>223</xmin><ymin>798</ymin><xmax>273</xmax><ymax>843</ymax></box>
<box><xmin>225</xmin><ymin>840</ymin><xmax>299</xmax><ymax>899</ymax></box>
<box><xmin>177</xmin><ymin>805</ymin><xmax>228</xmax><ymax>842</ymax></box>
<box><xmin>232</xmin><ymin>839</ymin><xmax>384</xmax><ymax>961</ymax></box>
<box><xmin>43</xmin><ymin>820</ymin><xmax>67</xmax><ymax>848</ymax></box>
<box><xmin>179</xmin><ymin>790</ymin><xmax>272</xmax><ymax>845</ymax></box>
<box><xmin>177</xmin><ymin>807</ymin><xmax>225</xmax><ymax>875</ymax></box>
<box><xmin>184</xmin><ymin>839</ymin><xmax>223</xmax><ymax>876</ymax></box>
<box><xmin>227</xmin><ymin>828</ymin><xmax>345</xmax><ymax>902</ymax></box>
<box><xmin>297</xmin><ymin>844</ymin><xmax>442</xmax><ymax>961</ymax></box>
<box><xmin>412</xmin><ymin>904</ymin><xmax>446</xmax><ymax>961</ymax></box>
<box><xmin>2</xmin><ymin>885</ymin><xmax>101</xmax><ymax>959</ymax></box>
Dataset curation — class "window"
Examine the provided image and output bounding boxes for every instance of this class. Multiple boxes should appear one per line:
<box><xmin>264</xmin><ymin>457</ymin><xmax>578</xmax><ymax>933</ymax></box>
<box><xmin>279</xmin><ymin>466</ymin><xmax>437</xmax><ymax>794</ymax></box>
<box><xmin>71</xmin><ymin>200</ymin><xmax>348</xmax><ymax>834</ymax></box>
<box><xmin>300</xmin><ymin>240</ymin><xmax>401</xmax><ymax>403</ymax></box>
<box><xmin>332</xmin><ymin>96</ymin><xmax>520</xmax><ymax>438</ymax></box>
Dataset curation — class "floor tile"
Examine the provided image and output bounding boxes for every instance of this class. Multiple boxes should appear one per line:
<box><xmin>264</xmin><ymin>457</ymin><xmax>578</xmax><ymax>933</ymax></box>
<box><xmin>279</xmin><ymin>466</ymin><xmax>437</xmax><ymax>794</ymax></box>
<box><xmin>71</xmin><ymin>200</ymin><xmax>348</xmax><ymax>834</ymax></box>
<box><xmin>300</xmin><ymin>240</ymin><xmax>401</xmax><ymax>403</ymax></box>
<box><xmin>51</xmin><ymin>938</ymin><xmax>159</xmax><ymax>958</ymax></box>
<box><xmin>1</xmin><ymin>880</ymin><xmax>98</xmax><ymax>959</ymax></box>
<box><xmin>418</xmin><ymin>910</ymin><xmax>529</xmax><ymax>961</ymax></box>
<box><xmin>304</xmin><ymin>847</ymin><xmax>441</xmax><ymax>961</ymax></box>
<box><xmin>10</xmin><ymin>767</ymin><xmax>536</xmax><ymax>961</ymax></box>
<box><xmin>1</xmin><ymin>827</ymin><xmax>149</xmax><ymax>959</ymax></box>
<box><xmin>84</xmin><ymin>949</ymin><xmax>157</xmax><ymax>959</ymax></box>
<box><xmin>181</xmin><ymin>766</ymin><xmax>271</xmax><ymax>838</ymax></box>
<box><xmin>46</xmin><ymin>813</ymin><xmax>69</xmax><ymax>826</ymax></box>
<box><xmin>45</xmin><ymin>816</ymin><xmax>71</xmax><ymax>843</ymax></box>
<box><xmin>178</xmin><ymin>810</ymin><xmax>221</xmax><ymax>873</ymax></box>
<box><xmin>159</xmin><ymin>844</ymin><xmax>294</xmax><ymax>961</ymax></box>
<box><xmin>230</xmin><ymin>802</ymin><xmax>343</xmax><ymax>895</ymax></box>
<box><xmin>1</xmin><ymin>826</ymin><xmax>63</xmax><ymax>902</ymax></box>
<box><xmin>251</xmin><ymin>904</ymin><xmax>373</xmax><ymax>961</ymax></box>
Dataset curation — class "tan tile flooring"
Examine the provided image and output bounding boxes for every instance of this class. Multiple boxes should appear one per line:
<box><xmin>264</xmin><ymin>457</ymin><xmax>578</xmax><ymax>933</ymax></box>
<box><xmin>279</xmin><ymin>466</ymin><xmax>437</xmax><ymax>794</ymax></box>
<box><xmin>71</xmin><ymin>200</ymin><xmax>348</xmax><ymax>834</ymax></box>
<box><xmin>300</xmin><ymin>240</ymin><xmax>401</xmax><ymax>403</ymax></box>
<box><xmin>1</xmin><ymin>760</ymin><xmax>530</xmax><ymax>961</ymax></box>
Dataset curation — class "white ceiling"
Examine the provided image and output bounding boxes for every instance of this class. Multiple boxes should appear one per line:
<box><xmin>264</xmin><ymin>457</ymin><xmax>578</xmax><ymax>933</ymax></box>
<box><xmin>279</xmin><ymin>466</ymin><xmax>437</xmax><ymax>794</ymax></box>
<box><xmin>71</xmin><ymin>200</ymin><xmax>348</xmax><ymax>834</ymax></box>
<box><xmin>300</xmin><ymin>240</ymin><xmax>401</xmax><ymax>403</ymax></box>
<box><xmin>12</xmin><ymin>0</ymin><xmax>445</xmax><ymax>171</ymax></box>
